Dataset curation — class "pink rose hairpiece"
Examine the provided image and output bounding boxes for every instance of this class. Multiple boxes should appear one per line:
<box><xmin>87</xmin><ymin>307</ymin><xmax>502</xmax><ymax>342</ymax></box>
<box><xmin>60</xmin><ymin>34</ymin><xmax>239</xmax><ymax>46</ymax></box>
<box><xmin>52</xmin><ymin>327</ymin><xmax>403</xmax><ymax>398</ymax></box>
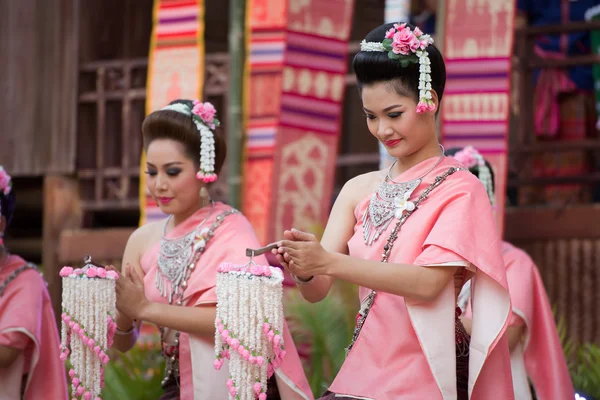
<box><xmin>451</xmin><ymin>146</ymin><xmax>495</xmax><ymax>205</ymax></box>
<box><xmin>160</xmin><ymin>100</ymin><xmax>221</xmax><ymax>183</ymax></box>
<box><xmin>0</xmin><ymin>166</ymin><xmax>12</xmax><ymax>196</ymax></box>
<box><xmin>360</xmin><ymin>23</ymin><xmax>435</xmax><ymax>113</ymax></box>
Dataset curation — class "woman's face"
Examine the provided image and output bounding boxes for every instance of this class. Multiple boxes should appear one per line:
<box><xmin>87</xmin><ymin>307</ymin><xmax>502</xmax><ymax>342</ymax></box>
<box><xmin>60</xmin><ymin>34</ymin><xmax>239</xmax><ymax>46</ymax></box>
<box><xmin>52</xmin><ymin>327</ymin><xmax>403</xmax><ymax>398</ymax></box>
<box><xmin>361</xmin><ymin>81</ymin><xmax>438</xmax><ymax>161</ymax></box>
<box><xmin>145</xmin><ymin>138</ymin><xmax>204</xmax><ymax>216</ymax></box>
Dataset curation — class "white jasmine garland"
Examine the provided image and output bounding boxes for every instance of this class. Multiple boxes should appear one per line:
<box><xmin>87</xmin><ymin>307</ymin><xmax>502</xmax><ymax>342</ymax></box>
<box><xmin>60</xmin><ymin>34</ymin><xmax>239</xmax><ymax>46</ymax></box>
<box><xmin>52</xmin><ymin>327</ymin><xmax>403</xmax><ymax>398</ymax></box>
<box><xmin>215</xmin><ymin>264</ymin><xmax>285</xmax><ymax>399</ymax></box>
<box><xmin>161</xmin><ymin>103</ymin><xmax>192</xmax><ymax>115</ymax></box>
<box><xmin>59</xmin><ymin>266</ymin><xmax>118</xmax><ymax>399</ymax></box>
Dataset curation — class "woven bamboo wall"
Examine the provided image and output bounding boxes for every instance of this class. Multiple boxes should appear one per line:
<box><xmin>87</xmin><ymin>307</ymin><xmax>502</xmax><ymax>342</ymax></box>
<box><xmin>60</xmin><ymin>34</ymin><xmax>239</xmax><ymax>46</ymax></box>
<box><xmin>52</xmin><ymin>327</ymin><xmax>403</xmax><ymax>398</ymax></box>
<box><xmin>517</xmin><ymin>239</ymin><xmax>600</xmax><ymax>345</ymax></box>
<box><xmin>506</xmin><ymin>207</ymin><xmax>600</xmax><ymax>346</ymax></box>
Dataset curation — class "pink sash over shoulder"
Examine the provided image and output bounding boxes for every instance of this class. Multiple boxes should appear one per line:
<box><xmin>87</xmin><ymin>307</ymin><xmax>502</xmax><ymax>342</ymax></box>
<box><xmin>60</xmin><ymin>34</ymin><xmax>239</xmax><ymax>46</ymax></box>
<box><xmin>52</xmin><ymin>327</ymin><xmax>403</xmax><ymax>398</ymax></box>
<box><xmin>0</xmin><ymin>255</ymin><xmax>68</xmax><ymax>400</ymax></box>
<box><xmin>140</xmin><ymin>202</ymin><xmax>313</xmax><ymax>400</ymax></box>
<box><xmin>328</xmin><ymin>157</ymin><xmax>514</xmax><ymax>400</ymax></box>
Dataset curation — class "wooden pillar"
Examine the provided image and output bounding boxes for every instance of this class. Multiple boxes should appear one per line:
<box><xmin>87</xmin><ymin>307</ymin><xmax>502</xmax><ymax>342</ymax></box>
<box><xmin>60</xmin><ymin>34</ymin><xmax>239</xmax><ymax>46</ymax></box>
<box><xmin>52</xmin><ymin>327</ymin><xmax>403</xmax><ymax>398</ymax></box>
<box><xmin>436</xmin><ymin>0</ymin><xmax>446</xmax><ymax>52</ymax></box>
<box><xmin>42</xmin><ymin>175</ymin><xmax>82</xmax><ymax>321</ymax></box>
<box><xmin>227</xmin><ymin>0</ymin><xmax>246</xmax><ymax>209</ymax></box>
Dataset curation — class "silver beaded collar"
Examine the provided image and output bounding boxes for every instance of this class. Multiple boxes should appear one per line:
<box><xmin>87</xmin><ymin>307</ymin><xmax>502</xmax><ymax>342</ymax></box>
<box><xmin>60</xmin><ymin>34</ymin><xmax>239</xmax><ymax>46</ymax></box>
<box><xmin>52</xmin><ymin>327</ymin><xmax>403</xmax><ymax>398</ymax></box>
<box><xmin>157</xmin><ymin>202</ymin><xmax>215</xmax><ymax>304</ymax></box>
<box><xmin>362</xmin><ymin>151</ymin><xmax>444</xmax><ymax>246</ymax></box>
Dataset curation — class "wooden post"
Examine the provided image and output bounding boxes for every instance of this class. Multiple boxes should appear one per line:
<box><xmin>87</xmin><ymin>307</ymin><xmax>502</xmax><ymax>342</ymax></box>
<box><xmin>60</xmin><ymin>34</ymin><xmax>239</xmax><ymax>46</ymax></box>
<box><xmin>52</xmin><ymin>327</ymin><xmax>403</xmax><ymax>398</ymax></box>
<box><xmin>436</xmin><ymin>0</ymin><xmax>446</xmax><ymax>53</ymax></box>
<box><xmin>42</xmin><ymin>175</ymin><xmax>82</xmax><ymax>322</ymax></box>
<box><xmin>227</xmin><ymin>0</ymin><xmax>246</xmax><ymax>209</ymax></box>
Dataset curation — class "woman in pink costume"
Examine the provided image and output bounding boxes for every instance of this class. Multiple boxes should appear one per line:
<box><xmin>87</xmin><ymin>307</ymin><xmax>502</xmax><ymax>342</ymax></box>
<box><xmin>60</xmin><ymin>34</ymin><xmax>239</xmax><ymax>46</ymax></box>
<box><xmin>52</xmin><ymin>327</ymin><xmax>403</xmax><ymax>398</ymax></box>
<box><xmin>0</xmin><ymin>166</ymin><xmax>68</xmax><ymax>399</ymax></box>
<box><xmin>273</xmin><ymin>23</ymin><xmax>514</xmax><ymax>400</ymax></box>
<box><xmin>109</xmin><ymin>99</ymin><xmax>313</xmax><ymax>400</ymax></box>
<box><xmin>448</xmin><ymin>146</ymin><xmax>575</xmax><ymax>400</ymax></box>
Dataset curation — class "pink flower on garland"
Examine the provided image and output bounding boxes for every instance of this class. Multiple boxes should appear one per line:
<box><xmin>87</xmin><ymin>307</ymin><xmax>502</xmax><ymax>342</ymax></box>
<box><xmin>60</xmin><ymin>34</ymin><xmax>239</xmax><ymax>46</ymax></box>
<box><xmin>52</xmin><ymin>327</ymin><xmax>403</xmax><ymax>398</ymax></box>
<box><xmin>0</xmin><ymin>166</ymin><xmax>12</xmax><ymax>196</ymax></box>
<box><xmin>192</xmin><ymin>100</ymin><xmax>217</xmax><ymax>129</ymax></box>
<box><xmin>416</xmin><ymin>100</ymin><xmax>436</xmax><ymax>114</ymax></box>
<box><xmin>452</xmin><ymin>146</ymin><xmax>484</xmax><ymax>169</ymax></box>
<box><xmin>391</xmin><ymin>27</ymin><xmax>414</xmax><ymax>55</ymax></box>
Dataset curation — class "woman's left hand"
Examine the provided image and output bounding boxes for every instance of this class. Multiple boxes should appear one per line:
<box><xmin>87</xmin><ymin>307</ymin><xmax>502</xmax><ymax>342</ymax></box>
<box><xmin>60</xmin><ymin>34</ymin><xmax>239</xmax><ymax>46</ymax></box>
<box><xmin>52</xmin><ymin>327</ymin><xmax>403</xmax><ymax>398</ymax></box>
<box><xmin>113</xmin><ymin>264</ymin><xmax>151</xmax><ymax>321</ymax></box>
<box><xmin>277</xmin><ymin>229</ymin><xmax>331</xmax><ymax>278</ymax></box>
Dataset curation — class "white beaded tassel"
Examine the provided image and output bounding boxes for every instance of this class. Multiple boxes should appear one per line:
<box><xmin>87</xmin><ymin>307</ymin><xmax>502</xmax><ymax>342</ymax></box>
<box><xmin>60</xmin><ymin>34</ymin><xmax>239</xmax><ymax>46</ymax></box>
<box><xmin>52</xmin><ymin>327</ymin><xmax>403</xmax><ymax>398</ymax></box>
<box><xmin>214</xmin><ymin>264</ymin><xmax>285</xmax><ymax>400</ymax></box>
<box><xmin>59</xmin><ymin>266</ymin><xmax>118</xmax><ymax>400</ymax></box>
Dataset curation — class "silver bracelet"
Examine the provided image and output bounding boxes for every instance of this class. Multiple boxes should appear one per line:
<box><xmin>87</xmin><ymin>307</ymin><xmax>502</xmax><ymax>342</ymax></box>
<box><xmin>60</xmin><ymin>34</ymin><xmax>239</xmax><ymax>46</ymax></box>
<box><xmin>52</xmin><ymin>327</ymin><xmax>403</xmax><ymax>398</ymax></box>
<box><xmin>115</xmin><ymin>325</ymin><xmax>135</xmax><ymax>336</ymax></box>
<box><xmin>291</xmin><ymin>274</ymin><xmax>314</xmax><ymax>285</ymax></box>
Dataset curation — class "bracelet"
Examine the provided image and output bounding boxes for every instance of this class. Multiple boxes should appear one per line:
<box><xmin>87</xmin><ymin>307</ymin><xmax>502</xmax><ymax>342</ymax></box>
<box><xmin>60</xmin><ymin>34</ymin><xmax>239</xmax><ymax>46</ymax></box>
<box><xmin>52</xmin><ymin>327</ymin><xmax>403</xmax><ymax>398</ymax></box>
<box><xmin>291</xmin><ymin>274</ymin><xmax>314</xmax><ymax>285</ymax></box>
<box><xmin>115</xmin><ymin>325</ymin><xmax>135</xmax><ymax>336</ymax></box>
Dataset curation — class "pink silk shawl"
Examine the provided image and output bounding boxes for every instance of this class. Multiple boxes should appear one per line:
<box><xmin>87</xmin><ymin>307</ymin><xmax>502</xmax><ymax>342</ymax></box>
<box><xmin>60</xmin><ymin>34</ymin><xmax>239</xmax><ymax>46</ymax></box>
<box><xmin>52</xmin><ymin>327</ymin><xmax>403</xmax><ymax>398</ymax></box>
<box><xmin>328</xmin><ymin>157</ymin><xmax>514</xmax><ymax>400</ymax></box>
<box><xmin>502</xmin><ymin>241</ymin><xmax>574</xmax><ymax>400</ymax></box>
<box><xmin>140</xmin><ymin>203</ymin><xmax>313</xmax><ymax>400</ymax></box>
<box><xmin>0</xmin><ymin>255</ymin><xmax>68</xmax><ymax>400</ymax></box>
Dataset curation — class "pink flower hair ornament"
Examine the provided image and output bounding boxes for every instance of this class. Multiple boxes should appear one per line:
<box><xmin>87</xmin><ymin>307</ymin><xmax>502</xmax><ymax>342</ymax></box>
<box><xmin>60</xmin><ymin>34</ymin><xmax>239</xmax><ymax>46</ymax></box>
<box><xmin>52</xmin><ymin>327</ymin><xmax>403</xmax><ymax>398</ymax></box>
<box><xmin>160</xmin><ymin>100</ymin><xmax>221</xmax><ymax>183</ymax></box>
<box><xmin>0</xmin><ymin>166</ymin><xmax>12</xmax><ymax>196</ymax></box>
<box><xmin>360</xmin><ymin>23</ymin><xmax>435</xmax><ymax>113</ymax></box>
<box><xmin>452</xmin><ymin>146</ymin><xmax>484</xmax><ymax>169</ymax></box>
<box><xmin>450</xmin><ymin>146</ymin><xmax>496</xmax><ymax>205</ymax></box>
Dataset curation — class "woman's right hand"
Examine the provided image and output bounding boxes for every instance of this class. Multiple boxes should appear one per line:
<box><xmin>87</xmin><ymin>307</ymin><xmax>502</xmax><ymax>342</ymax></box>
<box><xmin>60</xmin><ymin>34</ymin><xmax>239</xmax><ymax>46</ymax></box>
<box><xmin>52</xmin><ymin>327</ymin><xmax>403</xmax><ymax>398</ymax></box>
<box><xmin>272</xmin><ymin>230</ymin><xmax>294</xmax><ymax>270</ymax></box>
<box><xmin>106</xmin><ymin>265</ymin><xmax>136</xmax><ymax>330</ymax></box>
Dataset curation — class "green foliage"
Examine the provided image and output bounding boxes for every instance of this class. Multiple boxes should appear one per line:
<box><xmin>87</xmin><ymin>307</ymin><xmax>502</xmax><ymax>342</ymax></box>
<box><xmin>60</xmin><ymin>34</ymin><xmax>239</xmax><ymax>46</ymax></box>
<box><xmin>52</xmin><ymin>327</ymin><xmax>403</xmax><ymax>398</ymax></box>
<box><xmin>571</xmin><ymin>344</ymin><xmax>600</xmax><ymax>399</ymax></box>
<box><xmin>102</xmin><ymin>344</ymin><xmax>165</xmax><ymax>400</ymax></box>
<box><xmin>67</xmin><ymin>343</ymin><xmax>165</xmax><ymax>399</ymax></box>
<box><xmin>284</xmin><ymin>282</ymin><xmax>358</xmax><ymax>397</ymax></box>
<box><xmin>557</xmin><ymin>314</ymin><xmax>600</xmax><ymax>399</ymax></box>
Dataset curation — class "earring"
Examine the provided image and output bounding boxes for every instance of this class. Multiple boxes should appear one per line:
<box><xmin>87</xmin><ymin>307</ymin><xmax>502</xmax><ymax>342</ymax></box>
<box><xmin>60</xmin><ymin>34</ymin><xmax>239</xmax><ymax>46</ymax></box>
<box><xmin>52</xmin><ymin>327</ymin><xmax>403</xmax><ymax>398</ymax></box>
<box><xmin>200</xmin><ymin>187</ymin><xmax>211</xmax><ymax>207</ymax></box>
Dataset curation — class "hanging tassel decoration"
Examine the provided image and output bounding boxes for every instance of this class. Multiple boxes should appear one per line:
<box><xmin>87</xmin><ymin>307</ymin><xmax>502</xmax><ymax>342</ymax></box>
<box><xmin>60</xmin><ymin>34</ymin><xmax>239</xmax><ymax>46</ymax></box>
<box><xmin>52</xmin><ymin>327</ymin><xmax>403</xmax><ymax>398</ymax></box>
<box><xmin>59</xmin><ymin>258</ymin><xmax>118</xmax><ymax>400</ymax></box>
<box><xmin>214</xmin><ymin>262</ymin><xmax>285</xmax><ymax>400</ymax></box>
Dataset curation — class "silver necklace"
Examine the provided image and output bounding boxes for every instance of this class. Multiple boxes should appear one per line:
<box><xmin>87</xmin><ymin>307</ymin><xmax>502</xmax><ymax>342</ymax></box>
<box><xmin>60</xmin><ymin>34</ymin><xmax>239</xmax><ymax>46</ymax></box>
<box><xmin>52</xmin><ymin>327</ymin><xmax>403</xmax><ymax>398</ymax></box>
<box><xmin>0</xmin><ymin>251</ymin><xmax>38</xmax><ymax>297</ymax></box>
<box><xmin>157</xmin><ymin>201</ymin><xmax>215</xmax><ymax>302</ymax></box>
<box><xmin>362</xmin><ymin>146</ymin><xmax>445</xmax><ymax>246</ymax></box>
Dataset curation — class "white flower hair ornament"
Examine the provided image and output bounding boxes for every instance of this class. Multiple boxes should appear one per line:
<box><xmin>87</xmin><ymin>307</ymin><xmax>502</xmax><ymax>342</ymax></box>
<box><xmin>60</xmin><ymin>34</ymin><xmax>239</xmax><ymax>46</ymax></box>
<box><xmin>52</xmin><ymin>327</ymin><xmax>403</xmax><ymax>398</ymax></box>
<box><xmin>360</xmin><ymin>23</ymin><xmax>435</xmax><ymax>113</ymax></box>
<box><xmin>160</xmin><ymin>100</ymin><xmax>221</xmax><ymax>183</ymax></box>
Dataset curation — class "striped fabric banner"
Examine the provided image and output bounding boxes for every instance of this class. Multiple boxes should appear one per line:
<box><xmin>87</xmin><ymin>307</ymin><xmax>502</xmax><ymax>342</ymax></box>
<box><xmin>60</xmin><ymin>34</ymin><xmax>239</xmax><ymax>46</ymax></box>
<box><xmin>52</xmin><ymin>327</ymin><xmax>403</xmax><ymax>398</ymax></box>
<box><xmin>140</xmin><ymin>0</ymin><xmax>205</xmax><ymax>226</ymax></box>
<box><xmin>441</xmin><ymin>0</ymin><xmax>515</xmax><ymax>234</ymax></box>
<box><xmin>268</xmin><ymin>0</ymin><xmax>355</xmax><ymax>241</ymax></box>
<box><xmin>241</xmin><ymin>0</ymin><xmax>288</xmax><ymax>244</ymax></box>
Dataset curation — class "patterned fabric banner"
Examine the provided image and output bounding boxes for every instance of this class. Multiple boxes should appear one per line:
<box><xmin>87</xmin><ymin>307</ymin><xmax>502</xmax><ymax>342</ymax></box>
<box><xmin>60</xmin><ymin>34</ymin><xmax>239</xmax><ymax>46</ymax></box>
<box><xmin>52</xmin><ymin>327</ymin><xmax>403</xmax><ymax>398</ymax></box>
<box><xmin>379</xmin><ymin>0</ymin><xmax>411</xmax><ymax>170</ymax></box>
<box><xmin>268</xmin><ymin>0</ymin><xmax>355</xmax><ymax>241</ymax></box>
<box><xmin>241</xmin><ymin>0</ymin><xmax>288</xmax><ymax>244</ymax></box>
<box><xmin>140</xmin><ymin>0</ymin><xmax>205</xmax><ymax>226</ymax></box>
<box><xmin>441</xmin><ymin>0</ymin><xmax>515</xmax><ymax>234</ymax></box>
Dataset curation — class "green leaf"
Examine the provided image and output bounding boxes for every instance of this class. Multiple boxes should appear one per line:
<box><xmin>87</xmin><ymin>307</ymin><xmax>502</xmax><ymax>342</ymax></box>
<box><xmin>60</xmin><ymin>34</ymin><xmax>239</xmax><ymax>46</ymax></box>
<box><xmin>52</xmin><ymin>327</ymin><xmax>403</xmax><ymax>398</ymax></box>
<box><xmin>387</xmin><ymin>51</ymin><xmax>400</xmax><ymax>60</ymax></box>
<box><xmin>400</xmin><ymin>59</ymin><xmax>411</xmax><ymax>68</ymax></box>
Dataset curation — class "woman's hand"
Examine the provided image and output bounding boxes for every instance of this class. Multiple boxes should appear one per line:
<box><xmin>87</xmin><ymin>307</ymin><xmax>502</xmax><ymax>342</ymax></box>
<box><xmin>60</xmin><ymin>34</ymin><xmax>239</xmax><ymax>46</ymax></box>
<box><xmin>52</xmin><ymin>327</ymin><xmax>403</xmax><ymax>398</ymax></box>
<box><xmin>109</xmin><ymin>264</ymin><xmax>151</xmax><ymax>321</ymax></box>
<box><xmin>272</xmin><ymin>230</ymin><xmax>293</xmax><ymax>270</ymax></box>
<box><xmin>274</xmin><ymin>229</ymin><xmax>332</xmax><ymax>279</ymax></box>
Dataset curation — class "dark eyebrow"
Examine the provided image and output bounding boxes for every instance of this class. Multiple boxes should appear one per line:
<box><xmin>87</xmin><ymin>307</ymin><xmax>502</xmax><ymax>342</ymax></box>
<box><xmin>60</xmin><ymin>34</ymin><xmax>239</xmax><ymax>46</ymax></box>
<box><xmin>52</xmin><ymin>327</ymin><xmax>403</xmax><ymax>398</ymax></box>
<box><xmin>363</xmin><ymin>104</ymin><xmax>403</xmax><ymax>113</ymax></box>
<box><xmin>146</xmin><ymin>161</ymin><xmax>184</xmax><ymax>168</ymax></box>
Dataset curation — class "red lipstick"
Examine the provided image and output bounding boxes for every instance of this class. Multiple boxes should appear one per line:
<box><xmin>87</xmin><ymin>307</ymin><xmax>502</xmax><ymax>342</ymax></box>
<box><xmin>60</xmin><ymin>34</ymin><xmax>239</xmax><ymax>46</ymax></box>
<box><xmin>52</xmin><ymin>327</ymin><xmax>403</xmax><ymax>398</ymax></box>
<box><xmin>384</xmin><ymin>139</ymin><xmax>402</xmax><ymax>147</ymax></box>
<box><xmin>158</xmin><ymin>197</ymin><xmax>173</xmax><ymax>205</ymax></box>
